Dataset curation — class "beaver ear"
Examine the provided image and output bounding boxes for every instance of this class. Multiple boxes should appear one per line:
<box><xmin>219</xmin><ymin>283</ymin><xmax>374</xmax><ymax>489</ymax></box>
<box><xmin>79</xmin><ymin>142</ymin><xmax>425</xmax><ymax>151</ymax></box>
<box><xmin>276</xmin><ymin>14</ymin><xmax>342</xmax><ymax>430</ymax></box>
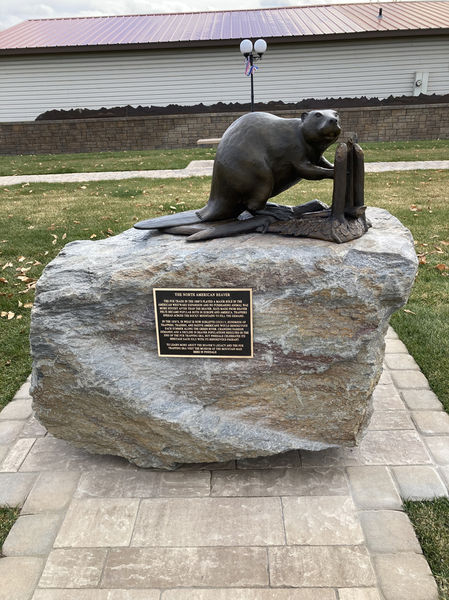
<box><xmin>301</xmin><ymin>112</ymin><xmax>309</xmax><ymax>121</ymax></box>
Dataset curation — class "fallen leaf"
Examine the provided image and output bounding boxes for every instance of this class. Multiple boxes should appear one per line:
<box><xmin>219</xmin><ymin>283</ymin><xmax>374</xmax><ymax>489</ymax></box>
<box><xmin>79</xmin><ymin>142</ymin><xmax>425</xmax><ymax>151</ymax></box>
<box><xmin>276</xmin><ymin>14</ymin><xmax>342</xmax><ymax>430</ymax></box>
<box><xmin>17</xmin><ymin>275</ymin><xmax>33</xmax><ymax>282</ymax></box>
<box><xmin>62</xmin><ymin>233</ymin><xmax>67</xmax><ymax>240</ymax></box>
<box><xmin>0</xmin><ymin>277</ymin><xmax>8</xmax><ymax>284</ymax></box>
<box><xmin>90</xmin><ymin>234</ymin><xmax>97</xmax><ymax>239</ymax></box>
<box><xmin>403</xmin><ymin>309</ymin><xmax>416</xmax><ymax>315</ymax></box>
<box><xmin>17</xmin><ymin>256</ymin><xmax>25</xmax><ymax>262</ymax></box>
<box><xmin>418</xmin><ymin>255</ymin><xmax>427</xmax><ymax>265</ymax></box>
<box><xmin>18</xmin><ymin>300</ymin><xmax>23</xmax><ymax>308</ymax></box>
<box><xmin>441</xmin><ymin>241</ymin><xmax>449</xmax><ymax>246</ymax></box>
<box><xmin>434</xmin><ymin>246</ymin><xmax>444</xmax><ymax>253</ymax></box>
<box><xmin>107</xmin><ymin>228</ymin><xmax>114</xmax><ymax>235</ymax></box>
<box><xmin>0</xmin><ymin>311</ymin><xmax>7</xmax><ymax>317</ymax></box>
<box><xmin>435</xmin><ymin>264</ymin><xmax>447</xmax><ymax>272</ymax></box>
<box><xmin>18</xmin><ymin>281</ymin><xmax>36</xmax><ymax>294</ymax></box>
<box><xmin>16</xmin><ymin>315</ymin><xmax>23</xmax><ymax>320</ymax></box>
<box><xmin>2</xmin><ymin>262</ymin><xmax>13</xmax><ymax>270</ymax></box>
<box><xmin>23</xmin><ymin>303</ymin><xmax>33</xmax><ymax>308</ymax></box>
<box><xmin>27</xmin><ymin>225</ymin><xmax>35</xmax><ymax>230</ymax></box>
<box><xmin>7</xmin><ymin>311</ymin><xmax>15</xmax><ymax>320</ymax></box>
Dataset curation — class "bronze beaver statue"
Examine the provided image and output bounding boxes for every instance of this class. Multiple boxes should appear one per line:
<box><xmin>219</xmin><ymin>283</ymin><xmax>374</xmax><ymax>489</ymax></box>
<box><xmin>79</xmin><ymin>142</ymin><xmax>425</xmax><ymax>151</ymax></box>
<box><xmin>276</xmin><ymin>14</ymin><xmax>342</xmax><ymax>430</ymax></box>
<box><xmin>135</xmin><ymin>110</ymin><xmax>342</xmax><ymax>240</ymax></box>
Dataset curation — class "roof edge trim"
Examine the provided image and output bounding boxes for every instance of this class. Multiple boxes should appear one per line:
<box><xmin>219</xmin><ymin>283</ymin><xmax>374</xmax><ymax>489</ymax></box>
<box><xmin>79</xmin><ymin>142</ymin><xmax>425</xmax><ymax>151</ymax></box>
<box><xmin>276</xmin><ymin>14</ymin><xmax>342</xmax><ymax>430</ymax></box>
<box><xmin>1</xmin><ymin>28</ymin><xmax>449</xmax><ymax>56</ymax></box>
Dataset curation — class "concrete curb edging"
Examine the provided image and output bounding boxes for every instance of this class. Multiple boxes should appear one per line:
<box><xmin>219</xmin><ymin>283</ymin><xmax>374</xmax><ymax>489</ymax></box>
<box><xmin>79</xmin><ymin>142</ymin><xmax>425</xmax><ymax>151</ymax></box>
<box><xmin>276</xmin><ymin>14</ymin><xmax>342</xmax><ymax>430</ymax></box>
<box><xmin>1</xmin><ymin>159</ymin><xmax>449</xmax><ymax>186</ymax></box>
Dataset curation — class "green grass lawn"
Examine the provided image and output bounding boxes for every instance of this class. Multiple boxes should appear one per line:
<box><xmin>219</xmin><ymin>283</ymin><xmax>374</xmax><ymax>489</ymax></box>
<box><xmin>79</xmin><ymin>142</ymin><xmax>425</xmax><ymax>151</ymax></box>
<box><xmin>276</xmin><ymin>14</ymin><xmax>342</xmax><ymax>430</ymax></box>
<box><xmin>0</xmin><ymin>506</ymin><xmax>20</xmax><ymax>556</ymax></box>
<box><xmin>405</xmin><ymin>499</ymin><xmax>449</xmax><ymax>599</ymax></box>
<box><xmin>1</xmin><ymin>169</ymin><xmax>449</xmax><ymax>589</ymax></box>
<box><xmin>346</xmin><ymin>138</ymin><xmax>449</xmax><ymax>163</ymax></box>
<box><xmin>0</xmin><ymin>147</ymin><xmax>217</xmax><ymax>176</ymax></box>
<box><xmin>1</xmin><ymin>139</ymin><xmax>449</xmax><ymax>176</ymax></box>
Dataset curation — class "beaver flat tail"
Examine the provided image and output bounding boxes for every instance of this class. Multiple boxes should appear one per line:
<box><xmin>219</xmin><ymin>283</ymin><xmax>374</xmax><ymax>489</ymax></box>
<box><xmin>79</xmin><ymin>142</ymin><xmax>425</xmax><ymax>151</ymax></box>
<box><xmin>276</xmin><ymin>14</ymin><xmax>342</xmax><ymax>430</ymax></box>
<box><xmin>134</xmin><ymin>210</ymin><xmax>203</xmax><ymax>230</ymax></box>
<box><xmin>134</xmin><ymin>199</ymin><xmax>237</xmax><ymax>231</ymax></box>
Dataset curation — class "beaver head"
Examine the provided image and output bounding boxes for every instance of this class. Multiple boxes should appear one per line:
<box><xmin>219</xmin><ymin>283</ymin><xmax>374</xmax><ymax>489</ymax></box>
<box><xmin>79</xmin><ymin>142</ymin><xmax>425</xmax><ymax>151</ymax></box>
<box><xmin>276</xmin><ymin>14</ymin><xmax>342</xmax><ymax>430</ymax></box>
<box><xmin>301</xmin><ymin>110</ymin><xmax>341</xmax><ymax>147</ymax></box>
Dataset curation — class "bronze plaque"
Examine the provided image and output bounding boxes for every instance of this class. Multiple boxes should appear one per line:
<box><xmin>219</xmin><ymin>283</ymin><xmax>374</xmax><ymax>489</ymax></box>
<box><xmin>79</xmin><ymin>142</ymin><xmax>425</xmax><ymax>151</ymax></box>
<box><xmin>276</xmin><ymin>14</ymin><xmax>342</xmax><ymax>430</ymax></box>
<box><xmin>153</xmin><ymin>288</ymin><xmax>253</xmax><ymax>358</ymax></box>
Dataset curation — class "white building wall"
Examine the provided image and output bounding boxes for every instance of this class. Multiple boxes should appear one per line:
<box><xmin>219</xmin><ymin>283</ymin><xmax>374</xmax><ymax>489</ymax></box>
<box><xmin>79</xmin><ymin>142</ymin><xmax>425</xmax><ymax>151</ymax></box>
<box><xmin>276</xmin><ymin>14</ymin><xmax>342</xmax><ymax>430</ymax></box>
<box><xmin>0</xmin><ymin>35</ymin><xmax>448</xmax><ymax>121</ymax></box>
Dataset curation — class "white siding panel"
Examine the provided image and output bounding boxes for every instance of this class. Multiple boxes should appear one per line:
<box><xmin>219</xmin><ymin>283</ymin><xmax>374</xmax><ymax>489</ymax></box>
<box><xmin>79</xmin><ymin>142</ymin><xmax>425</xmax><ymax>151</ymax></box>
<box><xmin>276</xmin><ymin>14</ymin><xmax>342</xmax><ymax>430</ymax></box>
<box><xmin>0</xmin><ymin>36</ymin><xmax>448</xmax><ymax>121</ymax></box>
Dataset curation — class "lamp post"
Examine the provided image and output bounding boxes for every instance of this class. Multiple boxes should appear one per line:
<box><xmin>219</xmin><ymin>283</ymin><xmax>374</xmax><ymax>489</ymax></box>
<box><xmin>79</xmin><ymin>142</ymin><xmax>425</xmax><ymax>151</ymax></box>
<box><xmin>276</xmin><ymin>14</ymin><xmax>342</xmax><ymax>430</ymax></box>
<box><xmin>239</xmin><ymin>38</ymin><xmax>267</xmax><ymax>112</ymax></box>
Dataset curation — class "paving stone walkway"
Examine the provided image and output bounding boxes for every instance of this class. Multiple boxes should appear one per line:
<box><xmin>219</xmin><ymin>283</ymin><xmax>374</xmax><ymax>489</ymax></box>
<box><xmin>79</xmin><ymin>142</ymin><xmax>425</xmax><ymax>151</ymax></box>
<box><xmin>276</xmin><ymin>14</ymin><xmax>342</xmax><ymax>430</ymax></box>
<box><xmin>1</xmin><ymin>159</ymin><xmax>449</xmax><ymax>186</ymax></box>
<box><xmin>1</xmin><ymin>327</ymin><xmax>448</xmax><ymax>599</ymax></box>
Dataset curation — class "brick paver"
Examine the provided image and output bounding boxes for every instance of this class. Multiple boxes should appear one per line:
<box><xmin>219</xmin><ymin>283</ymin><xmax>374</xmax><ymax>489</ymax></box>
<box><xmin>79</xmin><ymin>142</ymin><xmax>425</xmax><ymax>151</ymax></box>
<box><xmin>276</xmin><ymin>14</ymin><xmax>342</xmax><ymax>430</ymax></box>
<box><xmin>102</xmin><ymin>547</ymin><xmax>269</xmax><ymax>588</ymax></box>
<box><xmin>74</xmin><ymin>469</ymin><xmax>210</xmax><ymax>498</ymax></box>
<box><xmin>2</xmin><ymin>513</ymin><xmax>62</xmax><ymax>557</ymax></box>
<box><xmin>374</xmin><ymin>553</ymin><xmax>439</xmax><ymax>600</ymax></box>
<box><xmin>359</xmin><ymin>510</ymin><xmax>422</xmax><ymax>553</ymax></box>
<box><xmin>338</xmin><ymin>591</ymin><xmax>382</xmax><ymax>600</ymax></box>
<box><xmin>211</xmin><ymin>465</ymin><xmax>348</xmax><ymax>496</ymax></box>
<box><xmin>392</xmin><ymin>465</ymin><xmax>447</xmax><ymax>500</ymax></box>
<box><xmin>39</xmin><ymin>548</ymin><xmax>108</xmax><ymax>588</ymax></box>
<box><xmin>346</xmin><ymin>466</ymin><xmax>402</xmax><ymax>510</ymax></box>
<box><xmin>0</xmin><ymin>557</ymin><xmax>44</xmax><ymax>600</ymax></box>
<box><xmin>0</xmin><ymin>326</ymin><xmax>447</xmax><ymax>599</ymax></box>
<box><xmin>282</xmin><ymin>496</ymin><xmax>363</xmax><ymax>545</ymax></box>
<box><xmin>131</xmin><ymin>497</ymin><xmax>285</xmax><ymax>547</ymax></box>
<box><xmin>0</xmin><ymin>399</ymin><xmax>33</xmax><ymax>421</ymax></box>
<box><xmin>163</xmin><ymin>592</ymin><xmax>336</xmax><ymax>600</ymax></box>
<box><xmin>54</xmin><ymin>498</ymin><xmax>139</xmax><ymax>548</ymax></box>
<box><xmin>268</xmin><ymin>546</ymin><xmax>376</xmax><ymax>587</ymax></box>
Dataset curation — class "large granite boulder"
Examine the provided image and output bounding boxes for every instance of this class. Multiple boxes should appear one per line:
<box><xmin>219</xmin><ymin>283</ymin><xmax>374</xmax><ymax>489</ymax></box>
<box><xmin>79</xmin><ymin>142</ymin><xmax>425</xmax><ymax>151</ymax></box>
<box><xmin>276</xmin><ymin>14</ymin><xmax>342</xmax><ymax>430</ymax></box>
<box><xmin>30</xmin><ymin>208</ymin><xmax>417</xmax><ymax>469</ymax></box>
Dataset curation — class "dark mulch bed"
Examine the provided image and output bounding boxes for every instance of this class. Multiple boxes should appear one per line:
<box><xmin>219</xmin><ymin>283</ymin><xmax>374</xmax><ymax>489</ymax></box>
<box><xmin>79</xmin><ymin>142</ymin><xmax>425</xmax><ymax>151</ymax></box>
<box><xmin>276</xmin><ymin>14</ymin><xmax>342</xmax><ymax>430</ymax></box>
<box><xmin>36</xmin><ymin>94</ymin><xmax>449</xmax><ymax>121</ymax></box>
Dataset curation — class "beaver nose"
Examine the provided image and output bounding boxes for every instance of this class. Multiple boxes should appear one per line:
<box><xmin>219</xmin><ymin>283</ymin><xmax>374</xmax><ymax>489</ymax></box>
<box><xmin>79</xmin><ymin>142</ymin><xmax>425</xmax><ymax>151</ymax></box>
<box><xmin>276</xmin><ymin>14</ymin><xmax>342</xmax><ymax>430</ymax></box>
<box><xmin>329</xmin><ymin>118</ymin><xmax>341</xmax><ymax>133</ymax></box>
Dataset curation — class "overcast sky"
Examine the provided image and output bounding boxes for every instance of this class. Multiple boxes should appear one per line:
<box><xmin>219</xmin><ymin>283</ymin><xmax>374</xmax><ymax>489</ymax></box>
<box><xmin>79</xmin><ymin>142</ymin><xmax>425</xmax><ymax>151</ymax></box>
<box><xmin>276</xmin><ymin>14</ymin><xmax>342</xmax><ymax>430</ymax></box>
<box><xmin>0</xmin><ymin>0</ymin><xmax>434</xmax><ymax>32</ymax></box>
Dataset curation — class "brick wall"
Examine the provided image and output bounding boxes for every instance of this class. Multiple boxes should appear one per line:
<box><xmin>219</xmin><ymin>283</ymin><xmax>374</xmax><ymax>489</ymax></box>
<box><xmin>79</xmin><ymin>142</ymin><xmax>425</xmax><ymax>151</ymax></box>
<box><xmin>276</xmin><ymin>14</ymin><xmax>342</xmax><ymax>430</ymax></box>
<box><xmin>0</xmin><ymin>103</ymin><xmax>448</xmax><ymax>155</ymax></box>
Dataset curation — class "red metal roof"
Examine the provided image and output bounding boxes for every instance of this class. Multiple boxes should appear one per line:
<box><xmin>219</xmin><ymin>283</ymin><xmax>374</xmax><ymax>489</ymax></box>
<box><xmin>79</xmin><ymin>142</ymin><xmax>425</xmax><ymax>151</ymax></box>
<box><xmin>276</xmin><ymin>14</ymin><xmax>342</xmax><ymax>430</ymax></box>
<box><xmin>1</xmin><ymin>1</ymin><xmax>449</xmax><ymax>54</ymax></box>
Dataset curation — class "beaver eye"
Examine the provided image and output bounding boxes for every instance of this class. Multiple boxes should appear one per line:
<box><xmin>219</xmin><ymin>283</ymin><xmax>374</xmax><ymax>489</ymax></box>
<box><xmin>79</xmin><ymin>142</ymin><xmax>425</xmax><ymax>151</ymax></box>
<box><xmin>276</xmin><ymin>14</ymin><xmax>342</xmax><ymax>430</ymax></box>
<box><xmin>315</xmin><ymin>112</ymin><xmax>322</xmax><ymax>118</ymax></box>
